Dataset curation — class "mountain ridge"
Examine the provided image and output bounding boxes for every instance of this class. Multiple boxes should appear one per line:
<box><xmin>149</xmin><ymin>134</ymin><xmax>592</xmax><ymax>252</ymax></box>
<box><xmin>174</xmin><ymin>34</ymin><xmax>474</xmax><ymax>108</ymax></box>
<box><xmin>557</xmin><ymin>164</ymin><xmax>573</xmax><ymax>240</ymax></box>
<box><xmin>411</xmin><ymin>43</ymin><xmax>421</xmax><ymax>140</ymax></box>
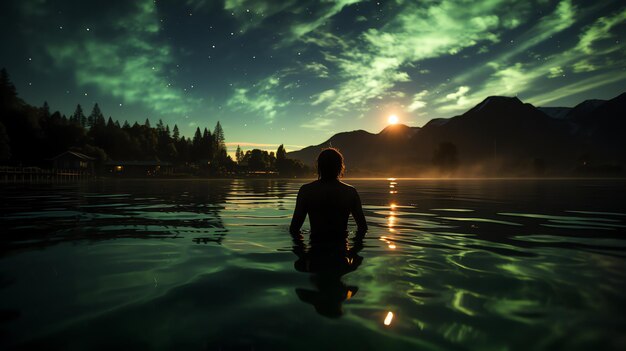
<box><xmin>288</xmin><ymin>93</ymin><xmax>625</xmax><ymax>176</ymax></box>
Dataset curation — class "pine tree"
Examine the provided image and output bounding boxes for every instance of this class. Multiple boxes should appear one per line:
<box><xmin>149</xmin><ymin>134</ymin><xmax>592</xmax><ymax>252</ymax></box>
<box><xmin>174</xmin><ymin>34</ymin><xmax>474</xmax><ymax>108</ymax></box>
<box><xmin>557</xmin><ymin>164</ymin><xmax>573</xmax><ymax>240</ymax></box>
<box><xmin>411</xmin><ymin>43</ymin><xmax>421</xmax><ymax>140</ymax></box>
<box><xmin>193</xmin><ymin>127</ymin><xmax>202</xmax><ymax>145</ymax></box>
<box><xmin>72</xmin><ymin>104</ymin><xmax>86</xmax><ymax>126</ymax></box>
<box><xmin>172</xmin><ymin>124</ymin><xmax>180</xmax><ymax>141</ymax></box>
<box><xmin>213</xmin><ymin>121</ymin><xmax>225</xmax><ymax>152</ymax></box>
<box><xmin>144</xmin><ymin>118</ymin><xmax>151</xmax><ymax>128</ymax></box>
<box><xmin>192</xmin><ymin>127</ymin><xmax>202</xmax><ymax>160</ymax></box>
<box><xmin>0</xmin><ymin>68</ymin><xmax>17</xmax><ymax>101</ymax></box>
<box><xmin>156</xmin><ymin>119</ymin><xmax>165</xmax><ymax>133</ymax></box>
<box><xmin>276</xmin><ymin>144</ymin><xmax>286</xmax><ymax>161</ymax></box>
<box><xmin>88</xmin><ymin>103</ymin><xmax>104</xmax><ymax>128</ymax></box>
<box><xmin>235</xmin><ymin>145</ymin><xmax>243</xmax><ymax>163</ymax></box>
<box><xmin>203</xmin><ymin>127</ymin><xmax>213</xmax><ymax>159</ymax></box>
<box><xmin>42</xmin><ymin>101</ymin><xmax>50</xmax><ymax>119</ymax></box>
<box><xmin>123</xmin><ymin>120</ymin><xmax>131</xmax><ymax>129</ymax></box>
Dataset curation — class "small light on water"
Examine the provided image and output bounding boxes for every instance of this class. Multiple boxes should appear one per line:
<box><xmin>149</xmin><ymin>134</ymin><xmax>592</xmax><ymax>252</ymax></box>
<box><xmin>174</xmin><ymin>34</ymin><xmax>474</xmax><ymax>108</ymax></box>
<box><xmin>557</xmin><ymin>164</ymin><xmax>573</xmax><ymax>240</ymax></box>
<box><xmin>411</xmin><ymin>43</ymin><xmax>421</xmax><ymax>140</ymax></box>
<box><xmin>384</xmin><ymin>311</ymin><xmax>394</xmax><ymax>326</ymax></box>
<box><xmin>390</xmin><ymin>203</ymin><xmax>397</xmax><ymax>209</ymax></box>
<box><xmin>388</xmin><ymin>244</ymin><xmax>396</xmax><ymax>249</ymax></box>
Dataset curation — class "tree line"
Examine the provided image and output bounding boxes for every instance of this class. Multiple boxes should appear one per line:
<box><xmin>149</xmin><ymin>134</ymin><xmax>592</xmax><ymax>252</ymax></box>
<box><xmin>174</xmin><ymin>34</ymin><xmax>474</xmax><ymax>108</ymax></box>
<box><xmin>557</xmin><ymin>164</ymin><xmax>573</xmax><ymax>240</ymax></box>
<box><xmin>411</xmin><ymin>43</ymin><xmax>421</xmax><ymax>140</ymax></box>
<box><xmin>0</xmin><ymin>68</ymin><xmax>309</xmax><ymax>176</ymax></box>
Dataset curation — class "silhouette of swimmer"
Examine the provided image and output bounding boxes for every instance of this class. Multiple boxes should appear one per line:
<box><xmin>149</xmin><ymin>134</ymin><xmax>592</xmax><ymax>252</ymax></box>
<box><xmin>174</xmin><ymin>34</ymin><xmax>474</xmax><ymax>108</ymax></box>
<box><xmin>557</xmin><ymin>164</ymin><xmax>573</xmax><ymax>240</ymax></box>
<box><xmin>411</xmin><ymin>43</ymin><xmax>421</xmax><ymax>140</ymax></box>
<box><xmin>289</xmin><ymin>148</ymin><xmax>368</xmax><ymax>317</ymax></box>
<box><xmin>289</xmin><ymin>148</ymin><xmax>368</xmax><ymax>240</ymax></box>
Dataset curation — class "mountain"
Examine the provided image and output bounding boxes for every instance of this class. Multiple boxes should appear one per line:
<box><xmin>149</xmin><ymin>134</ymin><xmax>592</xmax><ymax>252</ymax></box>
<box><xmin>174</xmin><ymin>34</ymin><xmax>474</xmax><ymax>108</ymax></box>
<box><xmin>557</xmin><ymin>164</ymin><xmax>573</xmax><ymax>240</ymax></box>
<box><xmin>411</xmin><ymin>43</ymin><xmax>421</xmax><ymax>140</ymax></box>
<box><xmin>538</xmin><ymin>107</ymin><xmax>571</xmax><ymax>119</ymax></box>
<box><xmin>563</xmin><ymin>99</ymin><xmax>606</xmax><ymax>121</ymax></box>
<box><xmin>573</xmin><ymin>93</ymin><xmax>626</xmax><ymax>162</ymax></box>
<box><xmin>288</xmin><ymin>93</ymin><xmax>625</xmax><ymax>176</ymax></box>
<box><xmin>288</xmin><ymin>124</ymin><xmax>420</xmax><ymax>175</ymax></box>
<box><xmin>410</xmin><ymin>96</ymin><xmax>577</xmax><ymax>173</ymax></box>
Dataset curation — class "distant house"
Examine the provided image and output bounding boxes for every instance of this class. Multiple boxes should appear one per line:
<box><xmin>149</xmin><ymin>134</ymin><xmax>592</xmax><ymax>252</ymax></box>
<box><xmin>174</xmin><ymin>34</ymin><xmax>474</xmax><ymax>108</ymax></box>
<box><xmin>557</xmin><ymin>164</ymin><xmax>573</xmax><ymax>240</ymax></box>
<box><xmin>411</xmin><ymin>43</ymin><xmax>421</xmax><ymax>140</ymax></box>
<box><xmin>104</xmin><ymin>160</ymin><xmax>173</xmax><ymax>176</ymax></box>
<box><xmin>52</xmin><ymin>151</ymin><xmax>95</xmax><ymax>173</ymax></box>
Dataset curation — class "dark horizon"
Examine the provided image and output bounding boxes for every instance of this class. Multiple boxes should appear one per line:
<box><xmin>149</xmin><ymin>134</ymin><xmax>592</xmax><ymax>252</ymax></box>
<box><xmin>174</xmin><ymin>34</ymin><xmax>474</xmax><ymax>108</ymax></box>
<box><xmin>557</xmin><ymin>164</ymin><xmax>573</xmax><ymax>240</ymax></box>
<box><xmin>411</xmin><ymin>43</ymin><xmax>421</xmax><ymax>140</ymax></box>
<box><xmin>2</xmin><ymin>67</ymin><xmax>625</xmax><ymax>179</ymax></box>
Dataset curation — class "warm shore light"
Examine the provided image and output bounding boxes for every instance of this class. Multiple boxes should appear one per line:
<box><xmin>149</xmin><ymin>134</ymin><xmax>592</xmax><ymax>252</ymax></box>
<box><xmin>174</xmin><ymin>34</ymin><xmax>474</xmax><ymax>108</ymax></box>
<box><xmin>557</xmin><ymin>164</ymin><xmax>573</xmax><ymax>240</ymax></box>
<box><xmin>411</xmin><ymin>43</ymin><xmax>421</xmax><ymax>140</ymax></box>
<box><xmin>384</xmin><ymin>311</ymin><xmax>394</xmax><ymax>326</ymax></box>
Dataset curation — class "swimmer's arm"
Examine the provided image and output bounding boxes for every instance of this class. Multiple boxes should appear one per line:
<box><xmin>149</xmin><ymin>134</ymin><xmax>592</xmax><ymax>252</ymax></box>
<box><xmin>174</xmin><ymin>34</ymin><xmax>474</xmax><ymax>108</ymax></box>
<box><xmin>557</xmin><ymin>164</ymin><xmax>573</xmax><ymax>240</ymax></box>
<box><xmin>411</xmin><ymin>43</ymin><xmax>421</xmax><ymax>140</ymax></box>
<box><xmin>351</xmin><ymin>190</ymin><xmax>368</xmax><ymax>235</ymax></box>
<box><xmin>289</xmin><ymin>187</ymin><xmax>307</xmax><ymax>234</ymax></box>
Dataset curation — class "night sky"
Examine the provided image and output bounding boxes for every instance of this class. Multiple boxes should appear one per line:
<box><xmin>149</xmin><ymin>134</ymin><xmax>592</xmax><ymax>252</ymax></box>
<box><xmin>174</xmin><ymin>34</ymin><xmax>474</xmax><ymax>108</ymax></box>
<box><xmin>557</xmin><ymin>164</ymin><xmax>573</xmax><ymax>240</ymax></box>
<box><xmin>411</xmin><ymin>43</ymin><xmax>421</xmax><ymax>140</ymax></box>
<box><xmin>1</xmin><ymin>0</ymin><xmax>625</xmax><ymax>153</ymax></box>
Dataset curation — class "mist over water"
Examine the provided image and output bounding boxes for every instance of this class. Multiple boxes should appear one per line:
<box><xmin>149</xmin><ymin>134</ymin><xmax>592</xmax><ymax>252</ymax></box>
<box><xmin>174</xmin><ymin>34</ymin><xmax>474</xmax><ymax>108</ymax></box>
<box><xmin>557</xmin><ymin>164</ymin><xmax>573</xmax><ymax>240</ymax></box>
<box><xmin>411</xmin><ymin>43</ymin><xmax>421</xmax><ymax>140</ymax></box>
<box><xmin>1</xmin><ymin>179</ymin><xmax>625</xmax><ymax>350</ymax></box>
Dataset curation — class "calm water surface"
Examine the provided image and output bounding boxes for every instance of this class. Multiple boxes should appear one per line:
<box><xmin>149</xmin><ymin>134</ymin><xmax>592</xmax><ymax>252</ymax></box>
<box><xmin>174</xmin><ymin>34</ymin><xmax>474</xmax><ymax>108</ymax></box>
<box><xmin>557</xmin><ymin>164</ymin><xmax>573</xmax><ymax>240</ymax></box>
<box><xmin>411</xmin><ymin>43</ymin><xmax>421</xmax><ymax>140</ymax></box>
<box><xmin>1</xmin><ymin>179</ymin><xmax>625</xmax><ymax>350</ymax></box>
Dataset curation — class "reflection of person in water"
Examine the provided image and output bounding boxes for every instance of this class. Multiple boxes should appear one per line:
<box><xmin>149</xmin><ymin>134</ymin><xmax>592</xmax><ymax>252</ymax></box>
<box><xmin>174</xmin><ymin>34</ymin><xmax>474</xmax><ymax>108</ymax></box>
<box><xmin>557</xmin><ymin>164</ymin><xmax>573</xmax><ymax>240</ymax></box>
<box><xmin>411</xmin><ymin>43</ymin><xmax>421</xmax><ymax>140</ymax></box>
<box><xmin>289</xmin><ymin>148</ymin><xmax>368</xmax><ymax>317</ymax></box>
<box><xmin>291</xmin><ymin>232</ymin><xmax>364</xmax><ymax>317</ymax></box>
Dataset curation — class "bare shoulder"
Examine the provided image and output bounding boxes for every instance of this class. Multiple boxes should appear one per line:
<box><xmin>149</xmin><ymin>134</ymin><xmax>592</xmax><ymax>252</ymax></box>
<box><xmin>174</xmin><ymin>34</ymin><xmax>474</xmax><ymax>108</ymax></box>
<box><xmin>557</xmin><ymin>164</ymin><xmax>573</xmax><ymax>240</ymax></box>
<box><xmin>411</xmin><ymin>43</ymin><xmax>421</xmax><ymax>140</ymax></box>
<box><xmin>299</xmin><ymin>180</ymin><xmax>318</xmax><ymax>192</ymax></box>
<box><xmin>338</xmin><ymin>180</ymin><xmax>358</xmax><ymax>193</ymax></box>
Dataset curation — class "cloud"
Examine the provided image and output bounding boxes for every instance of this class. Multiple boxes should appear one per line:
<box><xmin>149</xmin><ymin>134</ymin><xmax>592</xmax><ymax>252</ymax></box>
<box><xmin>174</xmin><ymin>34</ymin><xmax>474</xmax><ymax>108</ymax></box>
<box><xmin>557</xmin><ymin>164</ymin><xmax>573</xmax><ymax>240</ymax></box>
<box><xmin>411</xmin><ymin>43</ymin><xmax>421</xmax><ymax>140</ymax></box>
<box><xmin>528</xmin><ymin>70</ymin><xmax>626</xmax><ymax>106</ymax></box>
<box><xmin>407</xmin><ymin>91</ymin><xmax>429</xmax><ymax>112</ymax></box>
<box><xmin>575</xmin><ymin>8</ymin><xmax>626</xmax><ymax>54</ymax></box>
<box><xmin>548</xmin><ymin>67</ymin><xmax>564</xmax><ymax>78</ymax></box>
<box><xmin>301</xmin><ymin>116</ymin><xmax>334</xmax><ymax>130</ymax></box>
<box><xmin>30</xmin><ymin>1</ymin><xmax>198</xmax><ymax>115</ymax></box>
<box><xmin>572</xmin><ymin>60</ymin><xmax>596</xmax><ymax>73</ymax></box>
<box><xmin>287</xmin><ymin>0</ymin><xmax>362</xmax><ymax>41</ymax></box>
<box><xmin>221</xmin><ymin>0</ymin><xmax>297</xmax><ymax>32</ymax></box>
<box><xmin>314</xmin><ymin>0</ymin><xmax>518</xmax><ymax>115</ymax></box>
<box><xmin>227</xmin><ymin>75</ymin><xmax>288</xmax><ymax>122</ymax></box>
<box><xmin>311</xmin><ymin>89</ymin><xmax>336</xmax><ymax>106</ymax></box>
<box><xmin>302</xmin><ymin>62</ymin><xmax>330</xmax><ymax>78</ymax></box>
<box><xmin>446</xmin><ymin>87</ymin><xmax>470</xmax><ymax>100</ymax></box>
<box><xmin>434</xmin><ymin>3</ymin><xmax>626</xmax><ymax>113</ymax></box>
<box><xmin>220</xmin><ymin>0</ymin><xmax>363</xmax><ymax>42</ymax></box>
<box><xmin>436</xmin><ymin>63</ymin><xmax>535</xmax><ymax>113</ymax></box>
<box><xmin>452</xmin><ymin>0</ymin><xmax>576</xmax><ymax>84</ymax></box>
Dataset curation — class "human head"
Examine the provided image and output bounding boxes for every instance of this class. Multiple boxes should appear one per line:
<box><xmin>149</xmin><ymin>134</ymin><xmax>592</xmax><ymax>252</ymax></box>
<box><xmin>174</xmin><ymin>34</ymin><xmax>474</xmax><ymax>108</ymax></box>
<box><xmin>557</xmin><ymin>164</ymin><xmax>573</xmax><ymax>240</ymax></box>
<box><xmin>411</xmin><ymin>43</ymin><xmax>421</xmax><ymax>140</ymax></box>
<box><xmin>317</xmin><ymin>148</ymin><xmax>345</xmax><ymax>180</ymax></box>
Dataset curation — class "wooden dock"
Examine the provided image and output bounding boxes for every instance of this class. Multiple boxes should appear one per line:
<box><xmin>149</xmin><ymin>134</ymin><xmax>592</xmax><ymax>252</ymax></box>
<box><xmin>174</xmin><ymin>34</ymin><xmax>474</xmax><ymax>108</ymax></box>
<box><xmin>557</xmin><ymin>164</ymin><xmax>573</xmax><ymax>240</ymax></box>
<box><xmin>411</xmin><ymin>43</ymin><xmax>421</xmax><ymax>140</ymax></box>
<box><xmin>0</xmin><ymin>166</ymin><xmax>94</xmax><ymax>183</ymax></box>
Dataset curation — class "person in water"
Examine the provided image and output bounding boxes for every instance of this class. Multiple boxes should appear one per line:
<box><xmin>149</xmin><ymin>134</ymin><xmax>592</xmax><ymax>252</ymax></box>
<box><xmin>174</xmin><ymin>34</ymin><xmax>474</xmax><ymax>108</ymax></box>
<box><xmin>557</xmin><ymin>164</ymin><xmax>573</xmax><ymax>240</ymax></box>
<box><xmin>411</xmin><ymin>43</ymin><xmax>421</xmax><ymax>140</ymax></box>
<box><xmin>289</xmin><ymin>148</ymin><xmax>368</xmax><ymax>240</ymax></box>
<box><xmin>289</xmin><ymin>148</ymin><xmax>367</xmax><ymax>317</ymax></box>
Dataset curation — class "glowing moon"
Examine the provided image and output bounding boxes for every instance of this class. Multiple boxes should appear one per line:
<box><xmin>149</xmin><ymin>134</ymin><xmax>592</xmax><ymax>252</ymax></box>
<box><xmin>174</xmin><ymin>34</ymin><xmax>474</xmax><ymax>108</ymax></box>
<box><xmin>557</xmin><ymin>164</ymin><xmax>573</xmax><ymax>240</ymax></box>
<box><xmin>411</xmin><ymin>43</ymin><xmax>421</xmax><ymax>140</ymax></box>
<box><xmin>388</xmin><ymin>115</ymin><xmax>398</xmax><ymax>124</ymax></box>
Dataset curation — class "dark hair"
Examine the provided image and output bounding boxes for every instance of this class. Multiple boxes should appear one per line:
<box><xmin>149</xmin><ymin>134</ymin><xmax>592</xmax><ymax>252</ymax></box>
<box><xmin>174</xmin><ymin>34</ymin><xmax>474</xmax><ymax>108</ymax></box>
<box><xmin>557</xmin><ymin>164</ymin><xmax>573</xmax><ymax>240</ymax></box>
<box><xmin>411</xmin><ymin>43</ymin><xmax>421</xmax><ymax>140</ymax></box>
<box><xmin>317</xmin><ymin>148</ymin><xmax>345</xmax><ymax>180</ymax></box>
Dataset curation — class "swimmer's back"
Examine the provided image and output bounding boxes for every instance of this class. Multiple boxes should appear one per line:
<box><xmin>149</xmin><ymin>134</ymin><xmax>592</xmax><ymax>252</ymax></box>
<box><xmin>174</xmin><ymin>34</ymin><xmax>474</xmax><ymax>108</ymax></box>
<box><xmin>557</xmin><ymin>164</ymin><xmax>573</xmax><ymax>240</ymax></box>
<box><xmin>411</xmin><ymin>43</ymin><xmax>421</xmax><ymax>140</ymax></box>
<box><xmin>290</xmin><ymin>179</ymin><xmax>367</xmax><ymax>235</ymax></box>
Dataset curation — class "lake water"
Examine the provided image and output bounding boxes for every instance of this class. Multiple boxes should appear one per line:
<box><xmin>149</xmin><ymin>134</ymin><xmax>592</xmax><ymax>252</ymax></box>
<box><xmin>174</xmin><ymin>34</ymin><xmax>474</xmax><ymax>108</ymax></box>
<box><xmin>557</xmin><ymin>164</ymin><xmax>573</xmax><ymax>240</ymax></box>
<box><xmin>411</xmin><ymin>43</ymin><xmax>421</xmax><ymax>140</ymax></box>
<box><xmin>1</xmin><ymin>179</ymin><xmax>625</xmax><ymax>350</ymax></box>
